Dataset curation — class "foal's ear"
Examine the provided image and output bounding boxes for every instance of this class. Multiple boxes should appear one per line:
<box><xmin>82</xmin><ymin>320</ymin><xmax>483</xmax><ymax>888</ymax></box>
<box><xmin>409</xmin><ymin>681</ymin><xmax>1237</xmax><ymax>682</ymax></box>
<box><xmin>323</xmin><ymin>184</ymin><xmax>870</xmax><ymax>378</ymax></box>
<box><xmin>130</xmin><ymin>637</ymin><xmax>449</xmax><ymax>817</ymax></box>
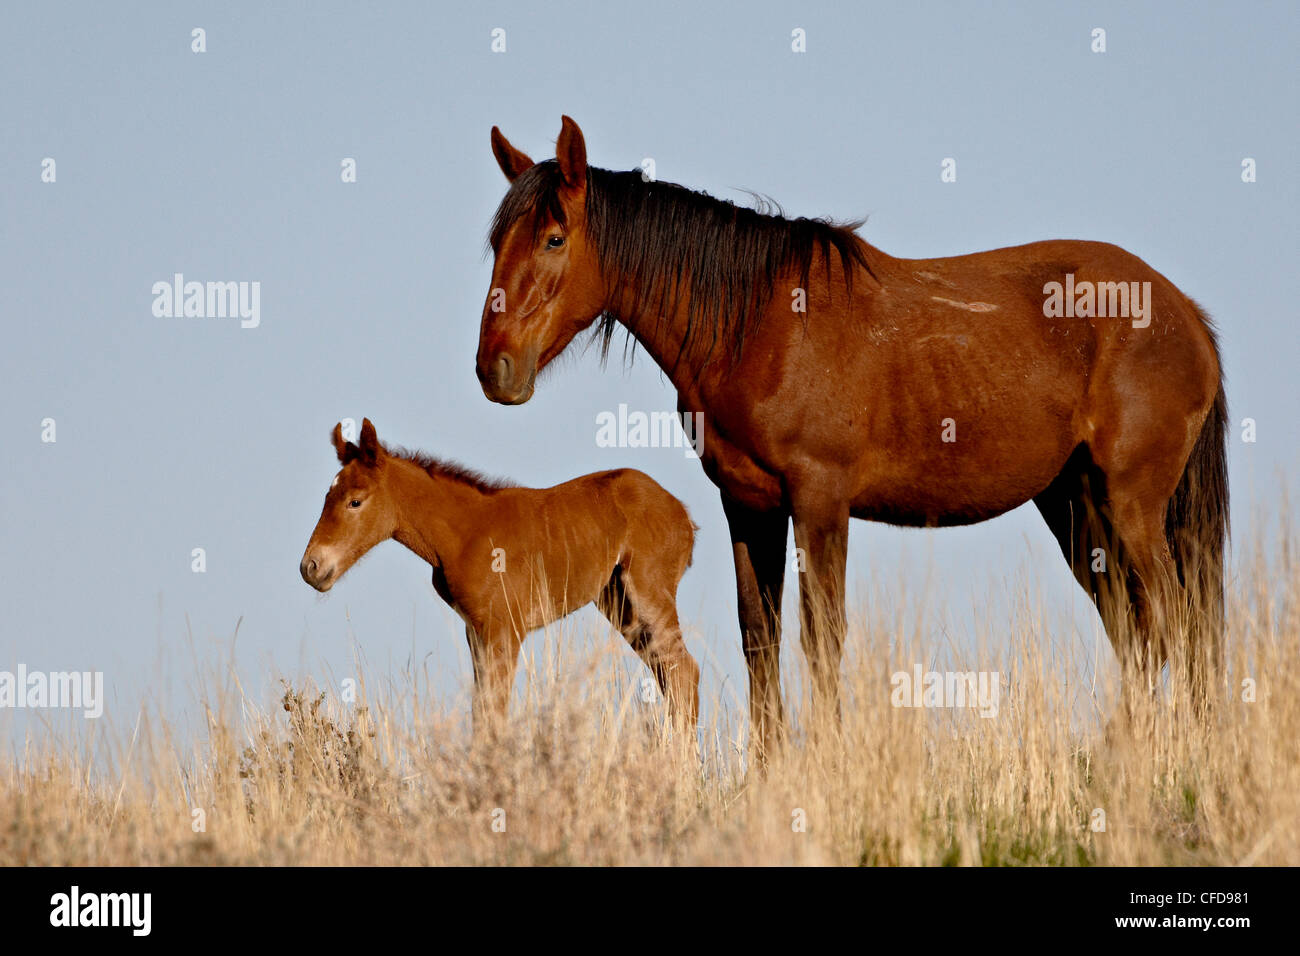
<box><xmin>491</xmin><ymin>126</ymin><xmax>534</xmax><ymax>182</ymax></box>
<box><xmin>555</xmin><ymin>115</ymin><xmax>587</xmax><ymax>190</ymax></box>
<box><xmin>358</xmin><ymin>417</ymin><xmax>381</xmax><ymax>464</ymax></box>
<box><xmin>331</xmin><ymin>423</ymin><xmax>354</xmax><ymax>463</ymax></box>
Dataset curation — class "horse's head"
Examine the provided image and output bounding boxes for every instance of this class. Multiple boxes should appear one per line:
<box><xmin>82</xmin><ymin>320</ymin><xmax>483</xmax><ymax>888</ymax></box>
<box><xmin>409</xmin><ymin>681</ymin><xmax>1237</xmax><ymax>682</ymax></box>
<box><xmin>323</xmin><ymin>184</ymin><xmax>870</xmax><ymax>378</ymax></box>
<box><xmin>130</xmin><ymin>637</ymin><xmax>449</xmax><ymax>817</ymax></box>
<box><xmin>300</xmin><ymin>418</ymin><xmax>399</xmax><ymax>592</ymax></box>
<box><xmin>477</xmin><ymin>115</ymin><xmax>605</xmax><ymax>405</ymax></box>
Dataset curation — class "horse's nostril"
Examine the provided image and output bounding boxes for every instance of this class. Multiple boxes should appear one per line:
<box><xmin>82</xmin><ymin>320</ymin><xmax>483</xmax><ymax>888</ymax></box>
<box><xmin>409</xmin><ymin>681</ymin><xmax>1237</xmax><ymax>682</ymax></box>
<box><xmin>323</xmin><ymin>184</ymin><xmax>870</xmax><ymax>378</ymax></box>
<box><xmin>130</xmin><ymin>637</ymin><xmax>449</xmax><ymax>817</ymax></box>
<box><xmin>494</xmin><ymin>354</ymin><xmax>514</xmax><ymax>387</ymax></box>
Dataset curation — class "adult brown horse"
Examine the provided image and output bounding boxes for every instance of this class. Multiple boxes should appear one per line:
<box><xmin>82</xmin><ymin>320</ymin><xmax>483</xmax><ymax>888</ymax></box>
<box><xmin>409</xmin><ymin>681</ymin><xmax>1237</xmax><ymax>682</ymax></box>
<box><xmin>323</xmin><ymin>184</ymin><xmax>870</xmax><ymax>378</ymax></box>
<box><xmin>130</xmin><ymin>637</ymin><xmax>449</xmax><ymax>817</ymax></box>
<box><xmin>476</xmin><ymin>116</ymin><xmax>1228</xmax><ymax>755</ymax></box>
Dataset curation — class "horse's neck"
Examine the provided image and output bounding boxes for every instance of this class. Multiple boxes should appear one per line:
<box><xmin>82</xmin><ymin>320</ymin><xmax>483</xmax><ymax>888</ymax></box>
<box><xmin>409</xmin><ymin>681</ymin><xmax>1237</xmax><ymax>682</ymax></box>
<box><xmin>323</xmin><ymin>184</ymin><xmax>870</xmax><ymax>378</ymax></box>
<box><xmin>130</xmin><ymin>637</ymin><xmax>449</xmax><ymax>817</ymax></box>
<box><xmin>608</xmin><ymin>239</ymin><xmax>891</xmax><ymax>395</ymax></box>
<box><xmin>389</xmin><ymin>462</ymin><xmax>479</xmax><ymax>567</ymax></box>
<box><xmin>608</xmin><ymin>278</ymin><xmax>714</xmax><ymax>396</ymax></box>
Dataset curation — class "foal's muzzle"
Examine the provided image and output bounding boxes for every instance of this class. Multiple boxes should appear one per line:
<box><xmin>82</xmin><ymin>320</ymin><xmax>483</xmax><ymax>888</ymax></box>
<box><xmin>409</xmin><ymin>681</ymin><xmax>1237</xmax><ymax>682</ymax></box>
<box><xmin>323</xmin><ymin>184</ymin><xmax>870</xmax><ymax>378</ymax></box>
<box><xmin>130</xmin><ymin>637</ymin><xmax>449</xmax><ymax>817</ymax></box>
<box><xmin>299</xmin><ymin>554</ymin><xmax>336</xmax><ymax>592</ymax></box>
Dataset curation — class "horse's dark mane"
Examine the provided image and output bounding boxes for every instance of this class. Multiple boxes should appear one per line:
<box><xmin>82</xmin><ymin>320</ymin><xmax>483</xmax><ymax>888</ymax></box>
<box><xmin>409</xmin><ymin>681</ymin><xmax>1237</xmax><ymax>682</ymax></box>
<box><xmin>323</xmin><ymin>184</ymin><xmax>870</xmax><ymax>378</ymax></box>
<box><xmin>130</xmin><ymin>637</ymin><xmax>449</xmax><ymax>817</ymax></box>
<box><xmin>489</xmin><ymin>160</ymin><xmax>874</xmax><ymax>364</ymax></box>
<box><xmin>384</xmin><ymin>443</ymin><xmax>517</xmax><ymax>493</ymax></box>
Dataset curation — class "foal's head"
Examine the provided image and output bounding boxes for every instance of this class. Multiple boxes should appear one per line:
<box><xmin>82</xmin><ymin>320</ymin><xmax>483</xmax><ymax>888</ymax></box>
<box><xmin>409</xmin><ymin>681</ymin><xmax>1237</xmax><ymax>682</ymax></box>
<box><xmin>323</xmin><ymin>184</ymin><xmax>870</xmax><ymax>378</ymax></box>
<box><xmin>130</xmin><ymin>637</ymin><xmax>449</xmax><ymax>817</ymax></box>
<box><xmin>477</xmin><ymin>115</ymin><xmax>605</xmax><ymax>405</ymax></box>
<box><xmin>300</xmin><ymin>418</ymin><xmax>400</xmax><ymax>592</ymax></box>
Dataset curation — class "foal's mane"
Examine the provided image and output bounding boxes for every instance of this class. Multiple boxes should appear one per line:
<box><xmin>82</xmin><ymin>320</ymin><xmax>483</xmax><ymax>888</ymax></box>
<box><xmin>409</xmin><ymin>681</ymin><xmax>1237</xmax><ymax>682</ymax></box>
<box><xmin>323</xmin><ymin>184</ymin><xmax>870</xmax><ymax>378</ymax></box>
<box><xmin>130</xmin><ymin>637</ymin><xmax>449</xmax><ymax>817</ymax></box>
<box><xmin>383</xmin><ymin>443</ymin><xmax>517</xmax><ymax>493</ymax></box>
<box><xmin>489</xmin><ymin>160</ymin><xmax>874</xmax><ymax>365</ymax></box>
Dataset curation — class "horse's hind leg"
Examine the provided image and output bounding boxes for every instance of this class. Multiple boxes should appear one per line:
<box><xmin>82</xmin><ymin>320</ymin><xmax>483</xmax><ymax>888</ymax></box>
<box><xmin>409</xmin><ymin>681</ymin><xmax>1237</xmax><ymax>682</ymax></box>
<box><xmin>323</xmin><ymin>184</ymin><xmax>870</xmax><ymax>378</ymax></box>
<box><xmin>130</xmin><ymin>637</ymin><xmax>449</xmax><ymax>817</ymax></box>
<box><xmin>1091</xmin><ymin>420</ymin><xmax>1202</xmax><ymax>706</ymax></box>
<box><xmin>598</xmin><ymin>566</ymin><xmax>700</xmax><ymax>732</ymax></box>
<box><xmin>1105</xmin><ymin>490</ymin><xmax>1182</xmax><ymax>692</ymax></box>
<box><xmin>1033</xmin><ymin>450</ymin><xmax>1136</xmax><ymax>665</ymax></box>
<box><xmin>1035</xmin><ymin>454</ymin><xmax>1168</xmax><ymax>744</ymax></box>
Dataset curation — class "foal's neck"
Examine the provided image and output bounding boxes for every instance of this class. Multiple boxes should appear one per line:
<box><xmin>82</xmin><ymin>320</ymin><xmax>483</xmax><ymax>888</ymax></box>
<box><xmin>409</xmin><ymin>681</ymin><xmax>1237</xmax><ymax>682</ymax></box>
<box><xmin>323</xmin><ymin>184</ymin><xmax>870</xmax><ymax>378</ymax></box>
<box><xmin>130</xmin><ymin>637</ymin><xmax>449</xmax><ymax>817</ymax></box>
<box><xmin>387</xmin><ymin>459</ymin><xmax>486</xmax><ymax>567</ymax></box>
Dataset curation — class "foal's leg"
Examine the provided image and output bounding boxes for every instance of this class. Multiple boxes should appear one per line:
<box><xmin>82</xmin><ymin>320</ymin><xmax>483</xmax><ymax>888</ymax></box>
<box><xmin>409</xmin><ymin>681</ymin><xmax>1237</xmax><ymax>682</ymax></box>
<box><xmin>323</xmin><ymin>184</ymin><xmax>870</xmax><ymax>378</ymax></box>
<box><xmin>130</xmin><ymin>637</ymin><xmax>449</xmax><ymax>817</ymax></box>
<box><xmin>464</xmin><ymin>622</ymin><xmax>523</xmax><ymax>739</ymax></box>
<box><xmin>599</xmin><ymin>570</ymin><xmax>700</xmax><ymax>732</ymax></box>
<box><xmin>789</xmin><ymin>485</ymin><xmax>850</xmax><ymax>737</ymax></box>
<box><xmin>721</xmin><ymin>494</ymin><xmax>789</xmax><ymax>760</ymax></box>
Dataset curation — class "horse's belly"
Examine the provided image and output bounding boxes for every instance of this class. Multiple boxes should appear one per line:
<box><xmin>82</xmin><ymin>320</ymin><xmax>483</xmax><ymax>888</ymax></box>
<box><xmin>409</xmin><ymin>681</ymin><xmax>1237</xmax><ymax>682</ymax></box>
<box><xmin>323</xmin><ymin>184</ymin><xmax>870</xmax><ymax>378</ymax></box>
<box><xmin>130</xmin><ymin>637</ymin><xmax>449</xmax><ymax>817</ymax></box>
<box><xmin>851</xmin><ymin>444</ymin><xmax>1069</xmax><ymax>527</ymax></box>
<box><xmin>850</xmin><ymin>491</ymin><xmax>1026</xmax><ymax>528</ymax></box>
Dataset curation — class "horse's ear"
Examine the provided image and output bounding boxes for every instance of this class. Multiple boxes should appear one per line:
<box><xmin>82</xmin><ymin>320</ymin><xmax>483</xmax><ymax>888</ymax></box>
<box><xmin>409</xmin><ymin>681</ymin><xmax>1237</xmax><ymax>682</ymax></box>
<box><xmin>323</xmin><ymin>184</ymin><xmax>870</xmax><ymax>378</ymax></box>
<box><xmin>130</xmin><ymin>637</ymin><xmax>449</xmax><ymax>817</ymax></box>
<box><xmin>491</xmin><ymin>126</ymin><xmax>533</xmax><ymax>182</ymax></box>
<box><xmin>332</xmin><ymin>423</ymin><xmax>355</xmax><ymax>464</ymax></box>
<box><xmin>555</xmin><ymin>115</ymin><xmax>587</xmax><ymax>190</ymax></box>
<box><xmin>358</xmin><ymin>417</ymin><xmax>380</xmax><ymax>464</ymax></box>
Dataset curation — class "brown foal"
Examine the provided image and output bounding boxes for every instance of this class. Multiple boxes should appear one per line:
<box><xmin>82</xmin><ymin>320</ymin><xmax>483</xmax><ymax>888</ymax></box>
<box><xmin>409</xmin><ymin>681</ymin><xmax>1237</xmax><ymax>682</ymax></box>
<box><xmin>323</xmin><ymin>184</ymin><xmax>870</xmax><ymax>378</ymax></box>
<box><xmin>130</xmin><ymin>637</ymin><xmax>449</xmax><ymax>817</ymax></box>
<box><xmin>300</xmin><ymin>418</ymin><xmax>700</xmax><ymax>735</ymax></box>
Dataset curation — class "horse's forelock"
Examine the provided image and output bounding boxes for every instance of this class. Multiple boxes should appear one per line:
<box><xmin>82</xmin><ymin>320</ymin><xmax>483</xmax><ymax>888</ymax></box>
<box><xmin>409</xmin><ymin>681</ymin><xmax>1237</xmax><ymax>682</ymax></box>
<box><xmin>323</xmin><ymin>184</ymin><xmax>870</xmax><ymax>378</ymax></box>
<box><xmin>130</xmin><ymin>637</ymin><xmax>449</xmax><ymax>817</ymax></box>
<box><xmin>488</xmin><ymin>160</ymin><xmax>570</xmax><ymax>253</ymax></box>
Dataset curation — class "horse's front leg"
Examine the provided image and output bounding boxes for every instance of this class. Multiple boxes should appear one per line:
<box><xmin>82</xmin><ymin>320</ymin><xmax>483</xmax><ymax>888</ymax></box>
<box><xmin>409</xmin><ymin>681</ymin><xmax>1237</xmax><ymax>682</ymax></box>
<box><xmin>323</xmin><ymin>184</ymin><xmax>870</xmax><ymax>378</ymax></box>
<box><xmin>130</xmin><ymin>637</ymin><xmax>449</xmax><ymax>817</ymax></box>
<box><xmin>790</xmin><ymin>486</ymin><xmax>850</xmax><ymax>735</ymax></box>
<box><xmin>464</xmin><ymin>622</ymin><xmax>522</xmax><ymax>740</ymax></box>
<box><xmin>721</xmin><ymin>492</ymin><xmax>789</xmax><ymax>763</ymax></box>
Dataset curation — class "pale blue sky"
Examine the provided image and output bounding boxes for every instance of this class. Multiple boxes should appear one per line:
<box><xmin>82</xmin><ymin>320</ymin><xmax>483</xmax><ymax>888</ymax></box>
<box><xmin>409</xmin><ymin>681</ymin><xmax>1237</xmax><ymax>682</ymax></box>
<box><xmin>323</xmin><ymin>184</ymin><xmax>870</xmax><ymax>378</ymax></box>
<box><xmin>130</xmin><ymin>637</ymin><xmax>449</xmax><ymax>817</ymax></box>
<box><xmin>1</xmin><ymin>2</ymin><xmax>1295</xmax><ymax>740</ymax></box>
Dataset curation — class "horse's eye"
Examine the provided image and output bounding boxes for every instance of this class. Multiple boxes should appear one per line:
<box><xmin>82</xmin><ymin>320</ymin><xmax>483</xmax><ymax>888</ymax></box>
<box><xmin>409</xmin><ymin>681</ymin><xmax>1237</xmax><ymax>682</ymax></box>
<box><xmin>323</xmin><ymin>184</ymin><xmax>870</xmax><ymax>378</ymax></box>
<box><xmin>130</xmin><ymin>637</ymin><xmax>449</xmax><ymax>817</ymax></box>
<box><xmin>349</xmin><ymin>499</ymin><xmax>362</xmax><ymax>509</ymax></box>
<box><xmin>547</xmin><ymin>235</ymin><xmax>565</xmax><ymax>249</ymax></box>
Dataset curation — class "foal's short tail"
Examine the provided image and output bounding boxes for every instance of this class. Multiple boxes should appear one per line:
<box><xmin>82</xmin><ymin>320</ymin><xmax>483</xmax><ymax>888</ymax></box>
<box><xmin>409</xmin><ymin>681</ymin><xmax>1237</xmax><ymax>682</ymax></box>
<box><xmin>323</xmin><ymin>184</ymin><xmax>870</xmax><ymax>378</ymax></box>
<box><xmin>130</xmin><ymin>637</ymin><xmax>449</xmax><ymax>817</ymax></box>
<box><xmin>1165</xmin><ymin>365</ymin><xmax>1229</xmax><ymax>694</ymax></box>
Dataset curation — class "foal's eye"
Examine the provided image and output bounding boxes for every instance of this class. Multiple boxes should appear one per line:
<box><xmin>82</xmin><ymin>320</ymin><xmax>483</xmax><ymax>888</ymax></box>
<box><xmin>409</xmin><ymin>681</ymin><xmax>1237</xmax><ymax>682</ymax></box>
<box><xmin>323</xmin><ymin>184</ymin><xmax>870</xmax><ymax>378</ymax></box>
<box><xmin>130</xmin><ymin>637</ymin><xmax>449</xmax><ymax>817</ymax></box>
<box><xmin>349</xmin><ymin>499</ymin><xmax>362</xmax><ymax>509</ymax></box>
<box><xmin>546</xmin><ymin>235</ymin><xmax>565</xmax><ymax>249</ymax></box>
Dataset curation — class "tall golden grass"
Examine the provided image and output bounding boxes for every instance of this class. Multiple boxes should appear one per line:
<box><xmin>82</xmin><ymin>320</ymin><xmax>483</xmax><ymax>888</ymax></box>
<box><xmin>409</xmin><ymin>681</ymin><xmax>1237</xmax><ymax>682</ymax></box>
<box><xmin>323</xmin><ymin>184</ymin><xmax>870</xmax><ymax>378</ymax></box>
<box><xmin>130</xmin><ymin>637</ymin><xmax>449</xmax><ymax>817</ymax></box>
<box><xmin>2</xmin><ymin>524</ymin><xmax>1296</xmax><ymax>866</ymax></box>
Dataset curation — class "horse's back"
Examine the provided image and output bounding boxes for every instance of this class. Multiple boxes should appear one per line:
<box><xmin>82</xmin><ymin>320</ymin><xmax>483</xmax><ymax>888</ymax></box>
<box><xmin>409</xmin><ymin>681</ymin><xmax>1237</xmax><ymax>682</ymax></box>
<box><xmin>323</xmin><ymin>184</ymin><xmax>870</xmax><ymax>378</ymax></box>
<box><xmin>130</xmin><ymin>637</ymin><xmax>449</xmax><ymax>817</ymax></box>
<box><xmin>577</xmin><ymin>468</ymin><xmax>696</xmax><ymax>572</ymax></box>
<box><xmin>836</xmin><ymin>239</ymin><xmax>1221</xmax><ymax>525</ymax></box>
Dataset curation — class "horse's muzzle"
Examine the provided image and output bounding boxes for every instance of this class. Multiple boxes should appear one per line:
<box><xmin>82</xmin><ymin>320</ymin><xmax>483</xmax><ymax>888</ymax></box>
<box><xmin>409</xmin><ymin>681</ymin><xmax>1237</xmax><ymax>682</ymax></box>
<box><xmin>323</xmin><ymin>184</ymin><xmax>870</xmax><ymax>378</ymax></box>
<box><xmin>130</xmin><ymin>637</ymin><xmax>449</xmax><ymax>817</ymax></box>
<box><xmin>477</xmin><ymin>352</ymin><xmax>536</xmax><ymax>405</ymax></box>
<box><xmin>299</xmin><ymin>554</ymin><xmax>335</xmax><ymax>592</ymax></box>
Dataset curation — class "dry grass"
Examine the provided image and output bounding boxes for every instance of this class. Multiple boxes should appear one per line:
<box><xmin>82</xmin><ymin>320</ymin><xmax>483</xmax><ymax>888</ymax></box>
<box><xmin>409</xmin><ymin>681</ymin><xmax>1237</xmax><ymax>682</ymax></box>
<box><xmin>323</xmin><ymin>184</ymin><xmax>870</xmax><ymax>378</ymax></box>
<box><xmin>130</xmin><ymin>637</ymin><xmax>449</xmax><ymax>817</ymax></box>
<box><xmin>2</xmin><ymin>529</ymin><xmax>1297</xmax><ymax>867</ymax></box>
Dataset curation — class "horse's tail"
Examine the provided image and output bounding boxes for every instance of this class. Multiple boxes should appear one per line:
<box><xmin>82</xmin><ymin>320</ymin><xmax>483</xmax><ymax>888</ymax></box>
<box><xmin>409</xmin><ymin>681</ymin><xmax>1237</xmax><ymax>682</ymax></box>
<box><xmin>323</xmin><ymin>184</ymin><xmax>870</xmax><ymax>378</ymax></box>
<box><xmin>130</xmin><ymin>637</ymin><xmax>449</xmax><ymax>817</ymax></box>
<box><xmin>1165</xmin><ymin>308</ymin><xmax>1229</xmax><ymax>696</ymax></box>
